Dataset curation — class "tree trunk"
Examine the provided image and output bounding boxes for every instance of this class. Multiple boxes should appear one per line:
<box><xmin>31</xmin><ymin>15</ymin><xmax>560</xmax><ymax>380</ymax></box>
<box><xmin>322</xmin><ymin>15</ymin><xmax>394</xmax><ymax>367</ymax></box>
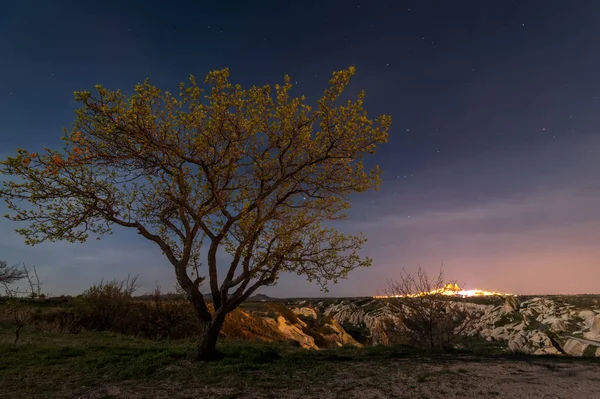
<box><xmin>190</xmin><ymin>314</ymin><xmax>226</xmax><ymax>362</ymax></box>
<box><xmin>14</xmin><ymin>325</ymin><xmax>21</xmax><ymax>344</ymax></box>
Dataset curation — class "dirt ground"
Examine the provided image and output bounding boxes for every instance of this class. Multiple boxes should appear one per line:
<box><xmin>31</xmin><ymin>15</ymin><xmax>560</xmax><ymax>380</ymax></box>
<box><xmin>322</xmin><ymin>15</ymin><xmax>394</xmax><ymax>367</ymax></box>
<box><xmin>83</xmin><ymin>357</ymin><xmax>600</xmax><ymax>399</ymax></box>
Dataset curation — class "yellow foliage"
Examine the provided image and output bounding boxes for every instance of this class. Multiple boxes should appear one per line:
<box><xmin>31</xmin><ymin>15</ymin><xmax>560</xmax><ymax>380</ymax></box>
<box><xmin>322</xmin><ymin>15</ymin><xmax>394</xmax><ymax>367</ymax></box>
<box><xmin>1</xmin><ymin>67</ymin><xmax>391</xmax><ymax>343</ymax></box>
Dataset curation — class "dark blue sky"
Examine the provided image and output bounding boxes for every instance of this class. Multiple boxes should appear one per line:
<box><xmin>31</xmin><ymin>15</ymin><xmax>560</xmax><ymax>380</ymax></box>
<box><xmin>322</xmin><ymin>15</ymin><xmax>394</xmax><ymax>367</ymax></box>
<box><xmin>2</xmin><ymin>0</ymin><xmax>600</xmax><ymax>296</ymax></box>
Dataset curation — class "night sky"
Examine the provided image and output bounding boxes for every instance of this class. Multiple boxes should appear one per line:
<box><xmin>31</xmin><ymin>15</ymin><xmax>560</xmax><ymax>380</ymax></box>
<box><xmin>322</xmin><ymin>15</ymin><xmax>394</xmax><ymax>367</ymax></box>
<box><xmin>2</xmin><ymin>0</ymin><xmax>600</xmax><ymax>296</ymax></box>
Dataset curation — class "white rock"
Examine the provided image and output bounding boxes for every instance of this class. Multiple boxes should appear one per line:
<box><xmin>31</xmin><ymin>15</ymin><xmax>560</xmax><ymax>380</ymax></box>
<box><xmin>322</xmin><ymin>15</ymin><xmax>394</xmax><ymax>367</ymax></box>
<box><xmin>563</xmin><ymin>339</ymin><xmax>588</xmax><ymax>356</ymax></box>
<box><xmin>533</xmin><ymin>346</ymin><xmax>562</xmax><ymax>355</ymax></box>
<box><xmin>551</xmin><ymin>320</ymin><xmax>568</xmax><ymax>332</ymax></box>
<box><xmin>502</xmin><ymin>296</ymin><xmax>519</xmax><ymax>312</ymax></box>
<box><xmin>583</xmin><ymin>316</ymin><xmax>600</xmax><ymax>341</ymax></box>
<box><xmin>293</xmin><ymin>307</ymin><xmax>317</xmax><ymax>319</ymax></box>
<box><xmin>579</xmin><ymin>310</ymin><xmax>595</xmax><ymax>320</ymax></box>
<box><xmin>508</xmin><ymin>333</ymin><xmax>528</xmax><ymax>353</ymax></box>
<box><xmin>491</xmin><ymin>327</ymin><xmax>506</xmax><ymax>339</ymax></box>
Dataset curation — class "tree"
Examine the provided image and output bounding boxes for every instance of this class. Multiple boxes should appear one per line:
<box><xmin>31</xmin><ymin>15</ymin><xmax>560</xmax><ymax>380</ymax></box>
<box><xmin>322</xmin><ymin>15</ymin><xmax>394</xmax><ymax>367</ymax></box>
<box><xmin>383</xmin><ymin>267</ymin><xmax>474</xmax><ymax>349</ymax></box>
<box><xmin>0</xmin><ymin>67</ymin><xmax>391</xmax><ymax>360</ymax></box>
<box><xmin>0</xmin><ymin>264</ymin><xmax>42</xmax><ymax>344</ymax></box>
<box><xmin>0</xmin><ymin>260</ymin><xmax>27</xmax><ymax>285</ymax></box>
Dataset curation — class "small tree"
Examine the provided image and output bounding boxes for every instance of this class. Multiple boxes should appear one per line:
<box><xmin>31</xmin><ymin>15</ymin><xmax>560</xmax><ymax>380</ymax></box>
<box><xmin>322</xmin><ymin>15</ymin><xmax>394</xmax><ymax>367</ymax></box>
<box><xmin>0</xmin><ymin>264</ymin><xmax>42</xmax><ymax>343</ymax></box>
<box><xmin>383</xmin><ymin>267</ymin><xmax>473</xmax><ymax>349</ymax></box>
<box><xmin>0</xmin><ymin>67</ymin><xmax>390</xmax><ymax>360</ymax></box>
<box><xmin>0</xmin><ymin>260</ymin><xmax>26</xmax><ymax>285</ymax></box>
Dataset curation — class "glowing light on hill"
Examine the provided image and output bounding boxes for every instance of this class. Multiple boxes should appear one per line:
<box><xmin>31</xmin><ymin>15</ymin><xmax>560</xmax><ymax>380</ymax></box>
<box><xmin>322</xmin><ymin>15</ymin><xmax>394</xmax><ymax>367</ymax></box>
<box><xmin>373</xmin><ymin>283</ymin><xmax>515</xmax><ymax>299</ymax></box>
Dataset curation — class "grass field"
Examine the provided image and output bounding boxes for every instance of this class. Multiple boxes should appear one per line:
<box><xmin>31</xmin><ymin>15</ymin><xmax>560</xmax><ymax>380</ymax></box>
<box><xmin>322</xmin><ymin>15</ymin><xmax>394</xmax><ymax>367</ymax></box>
<box><xmin>2</xmin><ymin>324</ymin><xmax>600</xmax><ymax>399</ymax></box>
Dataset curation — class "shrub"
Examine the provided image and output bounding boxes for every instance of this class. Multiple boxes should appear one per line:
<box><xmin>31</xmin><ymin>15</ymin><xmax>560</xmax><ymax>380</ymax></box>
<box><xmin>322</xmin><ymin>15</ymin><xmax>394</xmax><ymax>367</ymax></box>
<box><xmin>74</xmin><ymin>275</ymin><xmax>140</xmax><ymax>333</ymax></box>
<box><xmin>32</xmin><ymin>308</ymin><xmax>84</xmax><ymax>334</ymax></box>
<box><xmin>383</xmin><ymin>267</ymin><xmax>475</xmax><ymax>350</ymax></box>
<box><xmin>134</xmin><ymin>286</ymin><xmax>199</xmax><ymax>340</ymax></box>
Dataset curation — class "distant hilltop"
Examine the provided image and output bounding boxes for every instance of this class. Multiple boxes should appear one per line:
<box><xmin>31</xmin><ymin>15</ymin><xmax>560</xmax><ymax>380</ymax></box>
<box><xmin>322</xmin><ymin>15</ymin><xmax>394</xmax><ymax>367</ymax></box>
<box><xmin>373</xmin><ymin>283</ymin><xmax>515</xmax><ymax>298</ymax></box>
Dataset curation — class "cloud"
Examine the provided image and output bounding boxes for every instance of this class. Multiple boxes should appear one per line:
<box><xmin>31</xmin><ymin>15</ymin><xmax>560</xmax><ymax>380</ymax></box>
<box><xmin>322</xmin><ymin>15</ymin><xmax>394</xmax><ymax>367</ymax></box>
<box><xmin>352</xmin><ymin>188</ymin><xmax>599</xmax><ymax>236</ymax></box>
<box><xmin>337</xmin><ymin>187</ymin><xmax>600</xmax><ymax>296</ymax></box>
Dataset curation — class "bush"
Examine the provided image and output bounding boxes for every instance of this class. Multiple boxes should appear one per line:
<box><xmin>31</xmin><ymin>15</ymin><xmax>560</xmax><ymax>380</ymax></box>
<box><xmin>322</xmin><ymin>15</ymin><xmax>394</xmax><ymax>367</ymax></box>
<box><xmin>33</xmin><ymin>308</ymin><xmax>84</xmax><ymax>334</ymax></box>
<box><xmin>70</xmin><ymin>279</ymin><xmax>203</xmax><ymax>339</ymax></box>
<box><xmin>74</xmin><ymin>275</ymin><xmax>140</xmax><ymax>333</ymax></box>
<box><xmin>51</xmin><ymin>281</ymin><xmax>286</xmax><ymax>342</ymax></box>
<box><xmin>384</xmin><ymin>267</ymin><xmax>475</xmax><ymax>350</ymax></box>
<box><xmin>134</xmin><ymin>286</ymin><xmax>199</xmax><ymax>340</ymax></box>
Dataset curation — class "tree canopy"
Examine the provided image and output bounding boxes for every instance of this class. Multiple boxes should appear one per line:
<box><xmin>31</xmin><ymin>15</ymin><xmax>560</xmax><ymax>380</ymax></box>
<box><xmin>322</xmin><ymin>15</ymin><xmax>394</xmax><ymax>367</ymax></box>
<box><xmin>1</xmin><ymin>67</ymin><xmax>390</xmax><ymax>359</ymax></box>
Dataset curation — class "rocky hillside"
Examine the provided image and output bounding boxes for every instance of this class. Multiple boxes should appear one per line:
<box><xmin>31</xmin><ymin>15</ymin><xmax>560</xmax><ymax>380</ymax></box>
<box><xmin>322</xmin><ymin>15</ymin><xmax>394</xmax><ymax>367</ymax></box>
<box><xmin>296</xmin><ymin>295</ymin><xmax>600</xmax><ymax>357</ymax></box>
<box><xmin>232</xmin><ymin>295</ymin><xmax>600</xmax><ymax>357</ymax></box>
<box><xmin>224</xmin><ymin>302</ymin><xmax>361</xmax><ymax>349</ymax></box>
<box><xmin>320</xmin><ymin>298</ymin><xmax>403</xmax><ymax>345</ymax></box>
<box><xmin>465</xmin><ymin>296</ymin><xmax>600</xmax><ymax>356</ymax></box>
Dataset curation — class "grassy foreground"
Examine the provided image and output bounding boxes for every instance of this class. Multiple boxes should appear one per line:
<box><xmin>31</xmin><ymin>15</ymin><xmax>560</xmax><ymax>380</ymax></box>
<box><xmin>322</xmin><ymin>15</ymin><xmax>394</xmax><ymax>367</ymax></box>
<box><xmin>2</xmin><ymin>326</ymin><xmax>600</xmax><ymax>399</ymax></box>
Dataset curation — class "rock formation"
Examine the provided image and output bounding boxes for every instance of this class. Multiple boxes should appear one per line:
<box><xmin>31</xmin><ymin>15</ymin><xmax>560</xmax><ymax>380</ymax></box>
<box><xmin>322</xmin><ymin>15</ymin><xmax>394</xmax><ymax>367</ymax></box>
<box><xmin>322</xmin><ymin>295</ymin><xmax>600</xmax><ymax>357</ymax></box>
